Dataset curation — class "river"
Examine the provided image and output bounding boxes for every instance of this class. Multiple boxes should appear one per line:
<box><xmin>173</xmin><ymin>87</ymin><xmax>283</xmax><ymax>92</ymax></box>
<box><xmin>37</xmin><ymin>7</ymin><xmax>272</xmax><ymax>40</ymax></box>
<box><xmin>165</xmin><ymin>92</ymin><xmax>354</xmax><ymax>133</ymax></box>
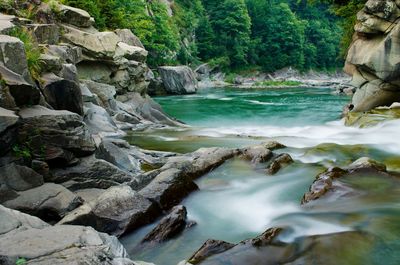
<box><xmin>121</xmin><ymin>87</ymin><xmax>400</xmax><ymax>265</ymax></box>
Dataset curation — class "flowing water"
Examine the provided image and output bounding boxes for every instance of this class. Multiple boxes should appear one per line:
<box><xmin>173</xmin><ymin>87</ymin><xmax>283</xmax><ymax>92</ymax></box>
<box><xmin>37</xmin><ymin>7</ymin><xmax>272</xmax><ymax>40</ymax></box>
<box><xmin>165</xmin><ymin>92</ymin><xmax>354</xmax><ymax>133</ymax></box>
<box><xmin>122</xmin><ymin>87</ymin><xmax>400</xmax><ymax>264</ymax></box>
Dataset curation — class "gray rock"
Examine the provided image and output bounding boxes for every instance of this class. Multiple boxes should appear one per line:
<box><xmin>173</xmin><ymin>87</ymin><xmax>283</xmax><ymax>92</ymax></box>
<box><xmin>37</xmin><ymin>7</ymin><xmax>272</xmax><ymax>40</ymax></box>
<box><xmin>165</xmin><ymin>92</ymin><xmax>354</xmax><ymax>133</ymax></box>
<box><xmin>115</xmin><ymin>29</ymin><xmax>145</xmax><ymax>48</ymax></box>
<box><xmin>41</xmin><ymin>73</ymin><xmax>83</xmax><ymax>115</ymax></box>
<box><xmin>0</xmin><ymin>35</ymin><xmax>29</xmax><ymax>77</ymax></box>
<box><xmin>59</xmin><ymin>4</ymin><xmax>93</xmax><ymax>28</ymax></box>
<box><xmin>84</xmin><ymin>102</ymin><xmax>119</xmax><ymax>135</ymax></box>
<box><xmin>0</xmin><ymin>223</ymin><xmax>135</xmax><ymax>264</ymax></box>
<box><xmin>0</xmin><ymin>107</ymin><xmax>18</xmax><ymax>155</ymax></box>
<box><xmin>47</xmin><ymin>44</ymin><xmax>82</xmax><ymax>64</ymax></box>
<box><xmin>158</xmin><ymin>66</ymin><xmax>198</xmax><ymax>94</ymax></box>
<box><xmin>49</xmin><ymin>155</ymin><xmax>134</xmax><ymax>190</ymax></box>
<box><xmin>142</xmin><ymin>205</ymin><xmax>188</xmax><ymax>243</ymax></box>
<box><xmin>81</xmin><ymin>79</ymin><xmax>117</xmax><ymax>111</ymax></box>
<box><xmin>188</xmin><ymin>239</ymin><xmax>236</xmax><ymax>264</ymax></box>
<box><xmin>241</xmin><ymin>145</ymin><xmax>273</xmax><ymax>164</ymax></box>
<box><xmin>27</xmin><ymin>23</ymin><xmax>59</xmax><ymax>45</ymax></box>
<box><xmin>96</xmin><ymin>140</ymin><xmax>141</xmax><ymax>173</ymax></box>
<box><xmin>0</xmin><ymin>106</ymin><xmax>18</xmax><ymax>132</ymax></box>
<box><xmin>3</xmin><ymin>183</ymin><xmax>82</xmax><ymax>222</ymax></box>
<box><xmin>0</xmin><ymin>14</ymin><xmax>16</xmax><ymax>34</ymax></box>
<box><xmin>18</xmin><ymin>105</ymin><xmax>95</xmax><ymax>165</ymax></box>
<box><xmin>59</xmin><ymin>185</ymin><xmax>159</xmax><ymax>237</ymax></box>
<box><xmin>266</xmin><ymin>153</ymin><xmax>294</xmax><ymax>175</ymax></box>
<box><xmin>58</xmin><ymin>63</ymin><xmax>79</xmax><ymax>83</ymax></box>
<box><xmin>115</xmin><ymin>42</ymin><xmax>148</xmax><ymax>63</ymax></box>
<box><xmin>347</xmin><ymin>157</ymin><xmax>387</xmax><ymax>172</ymax></box>
<box><xmin>39</xmin><ymin>53</ymin><xmax>62</xmax><ymax>73</ymax></box>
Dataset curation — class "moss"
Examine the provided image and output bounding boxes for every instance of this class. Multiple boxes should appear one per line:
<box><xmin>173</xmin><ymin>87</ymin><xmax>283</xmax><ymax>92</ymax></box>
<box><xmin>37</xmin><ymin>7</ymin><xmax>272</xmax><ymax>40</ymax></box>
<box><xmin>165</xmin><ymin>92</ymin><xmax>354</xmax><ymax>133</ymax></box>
<box><xmin>253</xmin><ymin>80</ymin><xmax>303</xmax><ymax>87</ymax></box>
<box><xmin>345</xmin><ymin>108</ymin><xmax>400</xmax><ymax>127</ymax></box>
<box><xmin>8</xmin><ymin>28</ymin><xmax>42</xmax><ymax>80</ymax></box>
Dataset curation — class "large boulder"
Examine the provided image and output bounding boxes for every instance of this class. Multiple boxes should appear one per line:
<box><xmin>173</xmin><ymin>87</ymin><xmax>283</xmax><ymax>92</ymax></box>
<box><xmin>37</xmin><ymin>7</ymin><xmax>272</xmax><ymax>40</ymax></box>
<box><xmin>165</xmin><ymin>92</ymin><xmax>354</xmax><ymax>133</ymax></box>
<box><xmin>158</xmin><ymin>66</ymin><xmax>198</xmax><ymax>94</ymax></box>
<box><xmin>0</xmin><ymin>35</ymin><xmax>29</xmax><ymax>77</ymax></box>
<box><xmin>0</xmin><ymin>14</ymin><xmax>16</xmax><ymax>34</ymax></box>
<box><xmin>59</xmin><ymin>185</ymin><xmax>159</xmax><ymax>237</ymax></box>
<box><xmin>345</xmin><ymin>0</ymin><xmax>400</xmax><ymax>112</ymax></box>
<box><xmin>2</xmin><ymin>183</ymin><xmax>82</xmax><ymax>222</ymax></box>
<box><xmin>41</xmin><ymin>73</ymin><xmax>83</xmax><ymax>115</ymax></box>
<box><xmin>27</xmin><ymin>23</ymin><xmax>60</xmax><ymax>45</ymax></box>
<box><xmin>115</xmin><ymin>29</ymin><xmax>145</xmax><ymax>48</ymax></box>
<box><xmin>59</xmin><ymin>4</ymin><xmax>93</xmax><ymax>28</ymax></box>
<box><xmin>18</xmin><ymin>106</ymin><xmax>95</xmax><ymax>166</ymax></box>
<box><xmin>0</xmin><ymin>206</ymin><xmax>135</xmax><ymax>265</ymax></box>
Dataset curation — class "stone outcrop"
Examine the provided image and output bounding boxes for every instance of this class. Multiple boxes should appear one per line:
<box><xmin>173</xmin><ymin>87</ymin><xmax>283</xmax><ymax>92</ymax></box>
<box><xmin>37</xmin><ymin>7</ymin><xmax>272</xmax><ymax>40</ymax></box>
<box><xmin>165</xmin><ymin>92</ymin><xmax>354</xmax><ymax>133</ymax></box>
<box><xmin>345</xmin><ymin>0</ymin><xmax>400</xmax><ymax>112</ymax></box>
<box><xmin>158</xmin><ymin>66</ymin><xmax>198</xmax><ymax>95</ymax></box>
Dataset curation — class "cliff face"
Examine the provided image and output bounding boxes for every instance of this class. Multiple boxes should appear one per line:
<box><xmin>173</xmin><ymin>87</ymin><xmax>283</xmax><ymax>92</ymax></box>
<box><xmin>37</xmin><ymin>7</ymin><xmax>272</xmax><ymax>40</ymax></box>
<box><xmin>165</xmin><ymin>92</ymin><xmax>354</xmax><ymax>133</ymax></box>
<box><xmin>345</xmin><ymin>0</ymin><xmax>400</xmax><ymax>112</ymax></box>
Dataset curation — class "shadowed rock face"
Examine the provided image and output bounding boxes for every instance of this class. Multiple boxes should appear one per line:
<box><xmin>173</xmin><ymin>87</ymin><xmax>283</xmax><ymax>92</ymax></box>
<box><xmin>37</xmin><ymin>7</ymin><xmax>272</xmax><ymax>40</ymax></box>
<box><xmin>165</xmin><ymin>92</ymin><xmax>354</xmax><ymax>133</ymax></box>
<box><xmin>346</xmin><ymin>0</ymin><xmax>400</xmax><ymax>112</ymax></box>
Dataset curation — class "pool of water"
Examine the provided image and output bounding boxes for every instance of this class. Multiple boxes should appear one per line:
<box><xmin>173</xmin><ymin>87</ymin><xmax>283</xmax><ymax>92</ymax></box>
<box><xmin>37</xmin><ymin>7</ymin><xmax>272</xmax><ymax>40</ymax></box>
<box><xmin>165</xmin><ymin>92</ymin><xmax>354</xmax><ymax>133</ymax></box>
<box><xmin>122</xmin><ymin>87</ymin><xmax>400</xmax><ymax>265</ymax></box>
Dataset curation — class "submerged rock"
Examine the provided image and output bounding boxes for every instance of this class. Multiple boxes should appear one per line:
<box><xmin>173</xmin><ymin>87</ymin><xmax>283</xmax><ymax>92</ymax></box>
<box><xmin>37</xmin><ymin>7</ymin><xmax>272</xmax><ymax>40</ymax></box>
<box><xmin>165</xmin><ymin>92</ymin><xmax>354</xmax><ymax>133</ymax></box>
<box><xmin>188</xmin><ymin>239</ymin><xmax>236</xmax><ymax>264</ymax></box>
<box><xmin>266</xmin><ymin>153</ymin><xmax>294</xmax><ymax>174</ymax></box>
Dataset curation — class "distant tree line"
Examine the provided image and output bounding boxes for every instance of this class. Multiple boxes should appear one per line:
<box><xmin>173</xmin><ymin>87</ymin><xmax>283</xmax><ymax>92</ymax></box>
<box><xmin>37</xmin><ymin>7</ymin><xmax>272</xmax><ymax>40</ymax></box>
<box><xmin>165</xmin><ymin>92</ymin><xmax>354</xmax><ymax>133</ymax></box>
<box><xmin>62</xmin><ymin>0</ymin><xmax>351</xmax><ymax>72</ymax></box>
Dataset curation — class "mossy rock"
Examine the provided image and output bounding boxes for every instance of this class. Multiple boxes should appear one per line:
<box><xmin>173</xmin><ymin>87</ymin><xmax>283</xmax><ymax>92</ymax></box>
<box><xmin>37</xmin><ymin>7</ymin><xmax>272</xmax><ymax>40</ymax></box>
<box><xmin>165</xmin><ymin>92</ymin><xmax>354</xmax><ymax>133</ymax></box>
<box><xmin>345</xmin><ymin>108</ymin><xmax>400</xmax><ymax>127</ymax></box>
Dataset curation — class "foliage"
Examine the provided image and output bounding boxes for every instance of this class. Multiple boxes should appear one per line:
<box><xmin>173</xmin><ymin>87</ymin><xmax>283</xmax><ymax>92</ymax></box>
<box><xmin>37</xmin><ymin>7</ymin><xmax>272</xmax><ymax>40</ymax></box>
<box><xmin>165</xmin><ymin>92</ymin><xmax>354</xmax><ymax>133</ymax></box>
<box><xmin>12</xmin><ymin>145</ymin><xmax>32</xmax><ymax>159</ymax></box>
<box><xmin>8</xmin><ymin>28</ymin><xmax>41</xmax><ymax>80</ymax></box>
<box><xmin>15</xmin><ymin>258</ymin><xmax>27</xmax><ymax>265</ymax></box>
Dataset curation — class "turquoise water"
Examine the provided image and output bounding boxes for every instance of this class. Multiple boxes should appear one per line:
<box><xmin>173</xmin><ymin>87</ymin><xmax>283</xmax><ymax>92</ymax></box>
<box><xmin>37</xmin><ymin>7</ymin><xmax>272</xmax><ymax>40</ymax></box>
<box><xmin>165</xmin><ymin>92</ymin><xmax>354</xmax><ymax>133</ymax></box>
<box><xmin>122</xmin><ymin>87</ymin><xmax>400</xmax><ymax>265</ymax></box>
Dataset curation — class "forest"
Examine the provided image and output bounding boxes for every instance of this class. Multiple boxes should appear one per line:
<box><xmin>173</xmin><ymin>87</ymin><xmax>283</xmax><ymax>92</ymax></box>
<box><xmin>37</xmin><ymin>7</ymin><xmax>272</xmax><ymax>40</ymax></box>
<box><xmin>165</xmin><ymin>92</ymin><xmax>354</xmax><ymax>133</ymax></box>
<box><xmin>61</xmin><ymin>0</ymin><xmax>365</xmax><ymax>71</ymax></box>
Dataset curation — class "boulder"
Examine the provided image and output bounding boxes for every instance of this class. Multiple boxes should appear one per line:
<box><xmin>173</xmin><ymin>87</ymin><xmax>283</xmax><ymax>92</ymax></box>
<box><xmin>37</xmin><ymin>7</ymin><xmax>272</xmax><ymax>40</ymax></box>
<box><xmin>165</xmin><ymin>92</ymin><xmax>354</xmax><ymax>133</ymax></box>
<box><xmin>41</xmin><ymin>73</ymin><xmax>83</xmax><ymax>115</ymax></box>
<box><xmin>158</xmin><ymin>66</ymin><xmax>198</xmax><ymax>94</ymax></box>
<box><xmin>81</xmin><ymin>79</ymin><xmax>117</xmax><ymax>112</ymax></box>
<box><xmin>142</xmin><ymin>205</ymin><xmax>188</xmax><ymax>243</ymax></box>
<box><xmin>95</xmin><ymin>139</ymin><xmax>141</xmax><ymax>173</ymax></box>
<box><xmin>241</xmin><ymin>145</ymin><xmax>273</xmax><ymax>164</ymax></box>
<box><xmin>47</xmin><ymin>44</ymin><xmax>82</xmax><ymax>64</ymax></box>
<box><xmin>0</xmin><ymin>107</ymin><xmax>18</xmax><ymax>155</ymax></box>
<box><xmin>3</xmin><ymin>183</ymin><xmax>82</xmax><ymax>222</ymax></box>
<box><xmin>188</xmin><ymin>239</ymin><xmax>236</xmax><ymax>264</ymax></box>
<box><xmin>0</xmin><ymin>63</ymin><xmax>40</xmax><ymax>106</ymax></box>
<box><xmin>39</xmin><ymin>53</ymin><xmax>62</xmax><ymax>73</ymax></box>
<box><xmin>0</xmin><ymin>14</ymin><xmax>16</xmax><ymax>34</ymax></box>
<box><xmin>0</xmin><ymin>35</ymin><xmax>29</xmax><ymax>77</ymax></box>
<box><xmin>266</xmin><ymin>153</ymin><xmax>294</xmax><ymax>174</ymax></box>
<box><xmin>49</xmin><ymin>155</ymin><xmax>134</xmax><ymax>190</ymax></box>
<box><xmin>84</xmin><ymin>102</ymin><xmax>120</xmax><ymax>137</ymax></box>
<box><xmin>115</xmin><ymin>29</ymin><xmax>145</xmax><ymax>48</ymax></box>
<box><xmin>59</xmin><ymin>63</ymin><xmax>79</xmax><ymax>83</ymax></box>
<box><xmin>18</xmin><ymin>105</ymin><xmax>95</xmax><ymax>165</ymax></box>
<box><xmin>0</xmin><ymin>218</ymin><xmax>135</xmax><ymax>264</ymax></box>
<box><xmin>27</xmin><ymin>23</ymin><xmax>59</xmax><ymax>45</ymax></box>
<box><xmin>59</xmin><ymin>4</ymin><xmax>93</xmax><ymax>28</ymax></box>
<box><xmin>115</xmin><ymin>42</ymin><xmax>148</xmax><ymax>62</ymax></box>
<box><xmin>59</xmin><ymin>185</ymin><xmax>159</xmax><ymax>237</ymax></box>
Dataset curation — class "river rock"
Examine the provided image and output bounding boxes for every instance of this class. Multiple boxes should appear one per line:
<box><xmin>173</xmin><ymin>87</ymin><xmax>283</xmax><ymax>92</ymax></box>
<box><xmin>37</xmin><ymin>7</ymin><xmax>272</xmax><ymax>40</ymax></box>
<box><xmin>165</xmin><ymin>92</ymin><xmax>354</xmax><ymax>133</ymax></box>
<box><xmin>47</xmin><ymin>44</ymin><xmax>82</xmax><ymax>64</ymax></box>
<box><xmin>2</xmin><ymin>183</ymin><xmax>82</xmax><ymax>222</ymax></box>
<box><xmin>84</xmin><ymin>102</ymin><xmax>120</xmax><ymax>137</ymax></box>
<box><xmin>59</xmin><ymin>185</ymin><xmax>159</xmax><ymax>237</ymax></box>
<box><xmin>59</xmin><ymin>4</ymin><xmax>93</xmax><ymax>28</ymax></box>
<box><xmin>188</xmin><ymin>239</ymin><xmax>236</xmax><ymax>264</ymax></box>
<box><xmin>49</xmin><ymin>155</ymin><xmax>134</xmax><ymax>190</ymax></box>
<box><xmin>142</xmin><ymin>205</ymin><xmax>188</xmax><ymax>243</ymax></box>
<box><xmin>241</xmin><ymin>145</ymin><xmax>273</xmax><ymax>164</ymax></box>
<box><xmin>18</xmin><ymin>106</ymin><xmax>95</xmax><ymax>165</ymax></box>
<box><xmin>266</xmin><ymin>153</ymin><xmax>294</xmax><ymax>174</ymax></box>
<box><xmin>39</xmin><ymin>53</ymin><xmax>62</xmax><ymax>73</ymax></box>
<box><xmin>302</xmin><ymin>157</ymin><xmax>390</xmax><ymax>205</ymax></box>
<box><xmin>158</xmin><ymin>66</ymin><xmax>198</xmax><ymax>95</ymax></box>
<box><xmin>41</xmin><ymin>73</ymin><xmax>83</xmax><ymax>115</ymax></box>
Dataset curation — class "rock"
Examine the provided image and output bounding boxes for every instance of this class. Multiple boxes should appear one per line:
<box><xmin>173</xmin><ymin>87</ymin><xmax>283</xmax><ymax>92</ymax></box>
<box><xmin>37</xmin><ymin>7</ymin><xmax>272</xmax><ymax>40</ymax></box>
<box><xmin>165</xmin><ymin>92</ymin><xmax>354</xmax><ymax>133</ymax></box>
<box><xmin>142</xmin><ymin>205</ymin><xmax>188</xmax><ymax>243</ymax></box>
<box><xmin>302</xmin><ymin>158</ymin><xmax>389</xmax><ymax>205</ymax></box>
<box><xmin>347</xmin><ymin>157</ymin><xmax>387</xmax><ymax>172</ymax></box>
<box><xmin>49</xmin><ymin>155</ymin><xmax>134</xmax><ymax>190</ymax></box>
<box><xmin>188</xmin><ymin>239</ymin><xmax>236</xmax><ymax>264</ymax></box>
<box><xmin>41</xmin><ymin>73</ymin><xmax>83</xmax><ymax>115</ymax></box>
<box><xmin>62</xmin><ymin>26</ymin><xmax>121</xmax><ymax>60</ymax></box>
<box><xmin>84</xmin><ymin>102</ymin><xmax>120</xmax><ymax>137</ymax></box>
<box><xmin>115</xmin><ymin>29</ymin><xmax>145</xmax><ymax>48</ymax></box>
<box><xmin>27</xmin><ymin>23</ymin><xmax>59</xmax><ymax>45</ymax></box>
<box><xmin>0</xmin><ymin>221</ymin><xmax>135</xmax><ymax>264</ymax></box>
<box><xmin>39</xmin><ymin>53</ymin><xmax>62</xmax><ymax>73</ymax></box>
<box><xmin>59</xmin><ymin>4</ymin><xmax>93</xmax><ymax>28</ymax></box>
<box><xmin>59</xmin><ymin>185</ymin><xmax>159</xmax><ymax>237</ymax></box>
<box><xmin>139</xmin><ymin>168</ymin><xmax>198</xmax><ymax>210</ymax></box>
<box><xmin>0</xmin><ymin>14</ymin><xmax>16</xmax><ymax>34</ymax></box>
<box><xmin>345</xmin><ymin>0</ymin><xmax>400</xmax><ymax>111</ymax></box>
<box><xmin>0</xmin><ymin>35</ymin><xmax>29</xmax><ymax>77</ymax></box>
<box><xmin>263</xmin><ymin>141</ymin><xmax>286</xmax><ymax>150</ymax></box>
<box><xmin>115</xmin><ymin>42</ymin><xmax>148</xmax><ymax>62</ymax></box>
<box><xmin>59</xmin><ymin>63</ymin><xmax>79</xmax><ymax>83</ymax></box>
<box><xmin>0</xmin><ymin>63</ymin><xmax>40</xmax><ymax>106</ymax></box>
<box><xmin>345</xmin><ymin>105</ymin><xmax>400</xmax><ymax>127</ymax></box>
<box><xmin>96</xmin><ymin>140</ymin><xmax>140</xmax><ymax>173</ymax></box>
<box><xmin>3</xmin><ymin>183</ymin><xmax>82</xmax><ymax>222</ymax></box>
<box><xmin>266</xmin><ymin>153</ymin><xmax>293</xmax><ymax>174</ymax></box>
<box><xmin>0</xmin><ymin>164</ymin><xmax>44</xmax><ymax>201</ymax></box>
<box><xmin>0</xmin><ymin>107</ymin><xmax>18</xmax><ymax>155</ymax></box>
<box><xmin>74</xmin><ymin>188</ymin><xmax>105</xmax><ymax>202</ymax></box>
<box><xmin>241</xmin><ymin>145</ymin><xmax>273</xmax><ymax>164</ymax></box>
<box><xmin>80</xmin><ymin>82</ymin><xmax>98</xmax><ymax>103</ymax></box>
<box><xmin>47</xmin><ymin>44</ymin><xmax>82</xmax><ymax>64</ymax></box>
<box><xmin>81</xmin><ymin>79</ymin><xmax>117</xmax><ymax>112</ymax></box>
<box><xmin>147</xmin><ymin>77</ymin><xmax>166</xmax><ymax>96</ymax></box>
<box><xmin>158</xmin><ymin>66</ymin><xmax>198</xmax><ymax>94</ymax></box>
<box><xmin>18</xmin><ymin>105</ymin><xmax>95</xmax><ymax>165</ymax></box>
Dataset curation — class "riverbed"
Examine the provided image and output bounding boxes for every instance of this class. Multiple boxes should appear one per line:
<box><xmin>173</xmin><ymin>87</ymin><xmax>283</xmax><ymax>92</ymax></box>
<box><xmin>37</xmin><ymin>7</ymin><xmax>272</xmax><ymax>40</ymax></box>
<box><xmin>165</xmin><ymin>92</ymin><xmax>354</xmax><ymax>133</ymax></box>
<box><xmin>121</xmin><ymin>87</ymin><xmax>400</xmax><ymax>265</ymax></box>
